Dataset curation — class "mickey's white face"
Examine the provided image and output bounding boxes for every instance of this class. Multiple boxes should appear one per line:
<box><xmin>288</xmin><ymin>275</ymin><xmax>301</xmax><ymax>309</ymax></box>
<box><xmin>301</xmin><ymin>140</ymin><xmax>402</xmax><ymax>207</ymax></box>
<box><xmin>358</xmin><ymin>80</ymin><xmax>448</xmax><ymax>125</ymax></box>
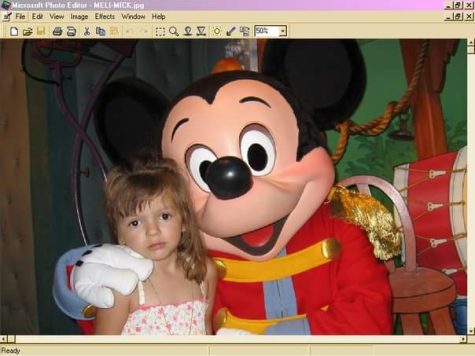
<box><xmin>162</xmin><ymin>79</ymin><xmax>335</xmax><ymax>261</ymax></box>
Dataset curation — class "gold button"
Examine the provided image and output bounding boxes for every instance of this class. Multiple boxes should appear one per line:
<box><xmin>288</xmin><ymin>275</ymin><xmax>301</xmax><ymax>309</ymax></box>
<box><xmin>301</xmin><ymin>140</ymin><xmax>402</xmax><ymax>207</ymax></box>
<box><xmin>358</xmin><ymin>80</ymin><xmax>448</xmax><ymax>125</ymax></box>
<box><xmin>321</xmin><ymin>238</ymin><xmax>341</xmax><ymax>260</ymax></box>
<box><xmin>214</xmin><ymin>307</ymin><xmax>228</xmax><ymax>330</ymax></box>
<box><xmin>82</xmin><ymin>304</ymin><xmax>96</xmax><ymax>319</ymax></box>
<box><xmin>214</xmin><ymin>259</ymin><xmax>227</xmax><ymax>279</ymax></box>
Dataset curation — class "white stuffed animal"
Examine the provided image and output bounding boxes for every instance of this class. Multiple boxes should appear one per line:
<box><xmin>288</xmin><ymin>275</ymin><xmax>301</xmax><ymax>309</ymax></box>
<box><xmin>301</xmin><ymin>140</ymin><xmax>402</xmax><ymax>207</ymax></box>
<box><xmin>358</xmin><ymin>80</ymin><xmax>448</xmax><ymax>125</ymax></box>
<box><xmin>72</xmin><ymin>244</ymin><xmax>153</xmax><ymax>308</ymax></box>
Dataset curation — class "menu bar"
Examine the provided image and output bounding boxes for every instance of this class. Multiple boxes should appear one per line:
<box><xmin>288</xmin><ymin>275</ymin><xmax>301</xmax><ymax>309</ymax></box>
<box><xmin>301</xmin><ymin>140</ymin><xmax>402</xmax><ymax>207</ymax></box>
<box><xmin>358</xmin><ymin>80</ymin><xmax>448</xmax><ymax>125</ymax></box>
<box><xmin>0</xmin><ymin>10</ymin><xmax>468</xmax><ymax>23</ymax></box>
<box><xmin>2</xmin><ymin>11</ymin><xmax>169</xmax><ymax>22</ymax></box>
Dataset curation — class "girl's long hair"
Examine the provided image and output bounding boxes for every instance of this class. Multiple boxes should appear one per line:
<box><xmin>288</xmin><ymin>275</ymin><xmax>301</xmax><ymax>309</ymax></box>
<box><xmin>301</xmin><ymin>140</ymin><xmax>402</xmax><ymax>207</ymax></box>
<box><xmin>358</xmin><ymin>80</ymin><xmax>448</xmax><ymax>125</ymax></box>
<box><xmin>104</xmin><ymin>150</ymin><xmax>207</xmax><ymax>283</ymax></box>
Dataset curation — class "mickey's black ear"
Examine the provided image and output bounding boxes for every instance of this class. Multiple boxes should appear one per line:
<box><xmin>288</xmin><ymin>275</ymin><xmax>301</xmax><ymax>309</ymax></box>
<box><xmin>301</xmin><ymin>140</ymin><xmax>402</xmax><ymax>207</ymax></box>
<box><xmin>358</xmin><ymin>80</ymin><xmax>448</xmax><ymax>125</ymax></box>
<box><xmin>93</xmin><ymin>77</ymin><xmax>169</xmax><ymax>164</ymax></box>
<box><xmin>261</xmin><ymin>39</ymin><xmax>366</xmax><ymax>131</ymax></box>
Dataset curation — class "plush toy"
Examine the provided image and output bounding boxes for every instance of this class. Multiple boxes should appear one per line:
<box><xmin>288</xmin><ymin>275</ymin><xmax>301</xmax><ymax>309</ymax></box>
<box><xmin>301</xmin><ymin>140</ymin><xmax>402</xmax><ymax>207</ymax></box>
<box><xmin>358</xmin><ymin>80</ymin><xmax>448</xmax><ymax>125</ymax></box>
<box><xmin>54</xmin><ymin>40</ymin><xmax>399</xmax><ymax>334</ymax></box>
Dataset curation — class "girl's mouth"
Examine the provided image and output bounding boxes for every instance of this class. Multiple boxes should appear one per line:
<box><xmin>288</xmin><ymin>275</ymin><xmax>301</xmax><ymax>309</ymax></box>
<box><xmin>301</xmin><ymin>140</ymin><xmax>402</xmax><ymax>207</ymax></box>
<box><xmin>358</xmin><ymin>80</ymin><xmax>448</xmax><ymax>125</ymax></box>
<box><xmin>148</xmin><ymin>242</ymin><xmax>165</xmax><ymax>250</ymax></box>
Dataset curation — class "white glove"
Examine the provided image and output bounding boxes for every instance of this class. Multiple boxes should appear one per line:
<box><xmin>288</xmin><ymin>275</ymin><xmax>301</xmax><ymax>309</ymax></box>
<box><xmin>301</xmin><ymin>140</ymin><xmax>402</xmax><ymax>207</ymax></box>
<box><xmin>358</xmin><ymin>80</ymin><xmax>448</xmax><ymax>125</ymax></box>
<box><xmin>72</xmin><ymin>244</ymin><xmax>153</xmax><ymax>308</ymax></box>
<box><xmin>216</xmin><ymin>328</ymin><xmax>254</xmax><ymax>335</ymax></box>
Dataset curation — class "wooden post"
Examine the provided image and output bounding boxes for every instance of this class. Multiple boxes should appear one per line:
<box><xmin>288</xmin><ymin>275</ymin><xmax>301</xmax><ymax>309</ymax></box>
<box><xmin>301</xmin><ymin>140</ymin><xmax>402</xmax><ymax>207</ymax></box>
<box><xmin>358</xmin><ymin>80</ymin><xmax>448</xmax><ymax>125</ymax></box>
<box><xmin>399</xmin><ymin>39</ymin><xmax>458</xmax><ymax>159</ymax></box>
<box><xmin>0</xmin><ymin>39</ymin><xmax>39</xmax><ymax>333</ymax></box>
<box><xmin>257</xmin><ymin>39</ymin><xmax>267</xmax><ymax>71</ymax></box>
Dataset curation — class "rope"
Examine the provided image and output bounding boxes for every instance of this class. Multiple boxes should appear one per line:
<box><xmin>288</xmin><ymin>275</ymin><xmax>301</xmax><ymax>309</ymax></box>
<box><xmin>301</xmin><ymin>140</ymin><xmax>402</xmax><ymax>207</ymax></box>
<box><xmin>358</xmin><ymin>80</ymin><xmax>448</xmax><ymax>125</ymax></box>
<box><xmin>416</xmin><ymin>232</ymin><xmax>467</xmax><ymax>242</ymax></box>
<box><xmin>394</xmin><ymin>167</ymin><xmax>466</xmax><ymax>173</ymax></box>
<box><xmin>394</xmin><ymin>166</ymin><xmax>466</xmax><ymax>193</ymax></box>
<box><xmin>331</xmin><ymin>121</ymin><xmax>350</xmax><ymax>162</ymax></box>
<box><xmin>415</xmin><ymin>232</ymin><xmax>466</xmax><ymax>258</ymax></box>
<box><xmin>404</xmin><ymin>200</ymin><xmax>464</xmax><ymax>225</ymax></box>
<box><xmin>332</xmin><ymin>39</ymin><xmax>430</xmax><ymax>163</ymax></box>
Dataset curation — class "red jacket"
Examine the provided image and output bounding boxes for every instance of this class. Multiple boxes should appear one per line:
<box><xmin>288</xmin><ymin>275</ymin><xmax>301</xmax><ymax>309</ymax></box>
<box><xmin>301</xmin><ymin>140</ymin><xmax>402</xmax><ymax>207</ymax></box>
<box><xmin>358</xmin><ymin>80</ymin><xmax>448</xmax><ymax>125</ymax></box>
<box><xmin>209</xmin><ymin>203</ymin><xmax>393</xmax><ymax>334</ymax></box>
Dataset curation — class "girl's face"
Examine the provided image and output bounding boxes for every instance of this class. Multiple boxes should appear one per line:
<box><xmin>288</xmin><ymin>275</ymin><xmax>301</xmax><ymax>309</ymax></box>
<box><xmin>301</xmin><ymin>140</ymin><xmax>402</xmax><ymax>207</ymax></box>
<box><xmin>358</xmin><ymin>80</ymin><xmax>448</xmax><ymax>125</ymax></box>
<box><xmin>117</xmin><ymin>193</ymin><xmax>184</xmax><ymax>263</ymax></box>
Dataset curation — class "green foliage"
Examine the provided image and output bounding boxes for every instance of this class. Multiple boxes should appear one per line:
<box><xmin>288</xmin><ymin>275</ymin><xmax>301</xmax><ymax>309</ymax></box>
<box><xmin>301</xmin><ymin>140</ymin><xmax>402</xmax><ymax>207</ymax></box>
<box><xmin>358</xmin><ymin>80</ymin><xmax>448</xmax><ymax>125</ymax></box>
<box><xmin>445</xmin><ymin>118</ymin><xmax>467</xmax><ymax>152</ymax></box>
<box><xmin>343</xmin><ymin>133</ymin><xmax>417</xmax><ymax>182</ymax></box>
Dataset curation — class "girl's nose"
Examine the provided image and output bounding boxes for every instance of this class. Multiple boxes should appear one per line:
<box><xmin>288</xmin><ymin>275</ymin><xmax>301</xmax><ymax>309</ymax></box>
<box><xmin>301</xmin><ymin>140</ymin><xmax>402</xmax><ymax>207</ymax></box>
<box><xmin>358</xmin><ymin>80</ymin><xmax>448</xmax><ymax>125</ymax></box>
<box><xmin>146</xmin><ymin>222</ymin><xmax>159</xmax><ymax>237</ymax></box>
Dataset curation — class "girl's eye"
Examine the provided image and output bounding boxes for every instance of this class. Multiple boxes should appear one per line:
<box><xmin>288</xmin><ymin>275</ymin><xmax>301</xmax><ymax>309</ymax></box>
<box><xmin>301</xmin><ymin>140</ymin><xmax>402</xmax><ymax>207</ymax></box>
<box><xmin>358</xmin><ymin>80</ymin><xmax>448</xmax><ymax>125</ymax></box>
<box><xmin>128</xmin><ymin>220</ymin><xmax>140</xmax><ymax>227</ymax></box>
<box><xmin>160</xmin><ymin>213</ymin><xmax>171</xmax><ymax>220</ymax></box>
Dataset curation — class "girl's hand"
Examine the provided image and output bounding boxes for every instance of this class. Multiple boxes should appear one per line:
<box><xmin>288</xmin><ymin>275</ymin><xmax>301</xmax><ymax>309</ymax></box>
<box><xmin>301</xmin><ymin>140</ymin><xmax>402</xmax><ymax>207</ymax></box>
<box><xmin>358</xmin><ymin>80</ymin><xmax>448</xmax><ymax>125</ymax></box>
<box><xmin>72</xmin><ymin>244</ymin><xmax>153</xmax><ymax>308</ymax></box>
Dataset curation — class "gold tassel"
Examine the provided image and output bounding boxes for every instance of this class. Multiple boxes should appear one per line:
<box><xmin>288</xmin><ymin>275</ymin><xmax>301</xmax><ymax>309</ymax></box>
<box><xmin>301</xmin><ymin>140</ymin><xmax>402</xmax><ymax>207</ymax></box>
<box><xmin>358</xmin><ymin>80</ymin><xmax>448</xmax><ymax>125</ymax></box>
<box><xmin>328</xmin><ymin>186</ymin><xmax>401</xmax><ymax>260</ymax></box>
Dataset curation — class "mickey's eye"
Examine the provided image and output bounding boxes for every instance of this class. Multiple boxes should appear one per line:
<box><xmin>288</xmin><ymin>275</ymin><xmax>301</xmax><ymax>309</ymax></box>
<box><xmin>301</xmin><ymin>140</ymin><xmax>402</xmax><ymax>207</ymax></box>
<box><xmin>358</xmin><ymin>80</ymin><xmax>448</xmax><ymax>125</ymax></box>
<box><xmin>240</xmin><ymin>124</ymin><xmax>275</xmax><ymax>176</ymax></box>
<box><xmin>186</xmin><ymin>145</ymin><xmax>217</xmax><ymax>192</ymax></box>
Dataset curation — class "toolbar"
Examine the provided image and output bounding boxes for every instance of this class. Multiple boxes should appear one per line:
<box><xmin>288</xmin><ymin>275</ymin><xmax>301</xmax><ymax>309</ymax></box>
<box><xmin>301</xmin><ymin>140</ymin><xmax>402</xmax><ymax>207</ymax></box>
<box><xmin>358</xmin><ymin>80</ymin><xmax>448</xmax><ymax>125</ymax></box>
<box><xmin>2</xmin><ymin>23</ymin><xmax>287</xmax><ymax>39</ymax></box>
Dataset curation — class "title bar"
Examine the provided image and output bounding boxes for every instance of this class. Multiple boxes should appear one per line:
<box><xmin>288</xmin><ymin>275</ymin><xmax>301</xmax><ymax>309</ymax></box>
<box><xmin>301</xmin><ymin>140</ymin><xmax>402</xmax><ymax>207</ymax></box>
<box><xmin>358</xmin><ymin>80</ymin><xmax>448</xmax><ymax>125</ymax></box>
<box><xmin>2</xmin><ymin>0</ymin><xmax>447</xmax><ymax>11</ymax></box>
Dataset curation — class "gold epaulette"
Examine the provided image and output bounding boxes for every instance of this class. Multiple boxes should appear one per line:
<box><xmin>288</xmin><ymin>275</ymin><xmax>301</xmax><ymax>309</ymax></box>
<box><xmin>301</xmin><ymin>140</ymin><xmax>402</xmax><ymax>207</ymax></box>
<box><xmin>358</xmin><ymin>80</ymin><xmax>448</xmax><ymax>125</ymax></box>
<box><xmin>328</xmin><ymin>186</ymin><xmax>401</xmax><ymax>260</ymax></box>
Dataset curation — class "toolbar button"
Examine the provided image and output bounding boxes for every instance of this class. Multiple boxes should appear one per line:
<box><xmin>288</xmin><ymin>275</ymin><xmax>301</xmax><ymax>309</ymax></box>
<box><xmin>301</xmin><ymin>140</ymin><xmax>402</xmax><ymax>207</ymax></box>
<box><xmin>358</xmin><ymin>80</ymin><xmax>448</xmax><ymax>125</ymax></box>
<box><xmin>239</xmin><ymin>26</ymin><xmax>250</xmax><ymax>37</ymax></box>
<box><xmin>169</xmin><ymin>26</ymin><xmax>179</xmax><ymax>37</ymax></box>
<box><xmin>23</xmin><ymin>27</ymin><xmax>33</xmax><ymax>36</ymax></box>
<box><xmin>67</xmin><ymin>26</ymin><xmax>77</xmax><ymax>37</ymax></box>
<box><xmin>226</xmin><ymin>26</ymin><xmax>236</xmax><ymax>36</ymax></box>
<box><xmin>110</xmin><ymin>26</ymin><xmax>120</xmax><ymax>36</ymax></box>
<box><xmin>210</xmin><ymin>26</ymin><xmax>222</xmax><ymax>37</ymax></box>
<box><xmin>36</xmin><ymin>26</ymin><xmax>46</xmax><ymax>36</ymax></box>
<box><xmin>197</xmin><ymin>26</ymin><xmax>206</xmax><ymax>36</ymax></box>
<box><xmin>96</xmin><ymin>27</ymin><xmax>106</xmax><ymax>36</ymax></box>
<box><xmin>155</xmin><ymin>26</ymin><xmax>166</xmax><ymax>37</ymax></box>
<box><xmin>52</xmin><ymin>26</ymin><xmax>63</xmax><ymax>36</ymax></box>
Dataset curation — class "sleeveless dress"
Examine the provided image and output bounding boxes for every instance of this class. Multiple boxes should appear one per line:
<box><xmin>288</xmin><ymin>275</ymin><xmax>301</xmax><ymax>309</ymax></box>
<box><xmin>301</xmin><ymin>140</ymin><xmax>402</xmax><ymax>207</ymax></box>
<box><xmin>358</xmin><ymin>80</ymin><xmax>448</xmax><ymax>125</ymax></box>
<box><xmin>121</xmin><ymin>280</ymin><xmax>207</xmax><ymax>335</ymax></box>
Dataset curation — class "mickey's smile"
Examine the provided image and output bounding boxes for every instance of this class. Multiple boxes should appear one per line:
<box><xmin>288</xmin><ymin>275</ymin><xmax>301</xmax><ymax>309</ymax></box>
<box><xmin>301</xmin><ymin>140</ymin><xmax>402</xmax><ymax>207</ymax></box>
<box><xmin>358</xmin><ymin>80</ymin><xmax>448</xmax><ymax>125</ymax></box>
<box><xmin>225</xmin><ymin>215</ymin><xmax>288</xmax><ymax>256</ymax></box>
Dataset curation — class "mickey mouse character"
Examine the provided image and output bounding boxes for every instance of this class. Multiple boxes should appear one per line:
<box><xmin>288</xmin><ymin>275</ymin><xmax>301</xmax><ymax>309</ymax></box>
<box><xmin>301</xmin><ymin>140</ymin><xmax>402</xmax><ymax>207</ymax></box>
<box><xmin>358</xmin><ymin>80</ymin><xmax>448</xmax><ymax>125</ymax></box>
<box><xmin>54</xmin><ymin>40</ymin><xmax>396</xmax><ymax>335</ymax></box>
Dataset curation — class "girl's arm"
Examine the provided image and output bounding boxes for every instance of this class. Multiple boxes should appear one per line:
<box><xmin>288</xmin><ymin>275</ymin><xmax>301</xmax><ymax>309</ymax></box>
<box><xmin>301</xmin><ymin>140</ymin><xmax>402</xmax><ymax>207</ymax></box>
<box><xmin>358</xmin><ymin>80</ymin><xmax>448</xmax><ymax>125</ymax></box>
<box><xmin>204</xmin><ymin>258</ymin><xmax>217</xmax><ymax>335</ymax></box>
<box><xmin>95</xmin><ymin>289</ymin><xmax>131</xmax><ymax>334</ymax></box>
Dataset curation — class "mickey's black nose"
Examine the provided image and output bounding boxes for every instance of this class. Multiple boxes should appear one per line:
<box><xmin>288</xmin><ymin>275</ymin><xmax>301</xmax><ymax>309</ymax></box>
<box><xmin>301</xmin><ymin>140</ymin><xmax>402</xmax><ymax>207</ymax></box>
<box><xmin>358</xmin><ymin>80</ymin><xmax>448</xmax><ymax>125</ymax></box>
<box><xmin>205</xmin><ymin>156</ymin><xmax>253</xmax><ymax>200</ymax></box>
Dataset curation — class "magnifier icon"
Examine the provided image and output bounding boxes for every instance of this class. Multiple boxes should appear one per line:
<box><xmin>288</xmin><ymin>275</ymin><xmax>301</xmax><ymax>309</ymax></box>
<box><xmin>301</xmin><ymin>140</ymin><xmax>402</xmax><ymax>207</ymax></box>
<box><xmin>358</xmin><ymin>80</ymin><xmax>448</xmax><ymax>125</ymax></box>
<box><xmin>169</xmin><ymin>26</ymin><xmax>179</xmax><ymax>36</ymax></box>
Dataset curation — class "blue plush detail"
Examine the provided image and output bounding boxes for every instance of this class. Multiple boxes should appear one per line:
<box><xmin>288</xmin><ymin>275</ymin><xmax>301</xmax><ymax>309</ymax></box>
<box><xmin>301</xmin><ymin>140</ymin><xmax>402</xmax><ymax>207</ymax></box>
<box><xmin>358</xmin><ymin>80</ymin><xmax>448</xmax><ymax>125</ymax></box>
<box><xmin>52</xmin><ymin>245</ymin><xmax>94</xmax><ymax>320</ymax></box>
<box><xmin>451</xmin><ymin>298</ymin><xmax>467</xmax><ymax>335</ymax></box>
<box><xmin>264</xmin><ymin>317</ymin><xmax>311</xmax><ymax>335</ymax></box>
<box><xmin>263</xmin><ymin>247</ymin><xmax>298</xmax><ymax>319</ymax></box>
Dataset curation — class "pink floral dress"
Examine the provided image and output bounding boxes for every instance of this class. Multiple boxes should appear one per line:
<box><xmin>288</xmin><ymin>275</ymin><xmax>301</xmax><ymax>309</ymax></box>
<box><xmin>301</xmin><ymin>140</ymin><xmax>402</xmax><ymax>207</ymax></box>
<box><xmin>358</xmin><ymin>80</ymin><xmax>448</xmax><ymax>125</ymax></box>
<box><xmin>121</xmin><ymin>280</ymin><xmax>207</xmax><ymax>335</ymax></box>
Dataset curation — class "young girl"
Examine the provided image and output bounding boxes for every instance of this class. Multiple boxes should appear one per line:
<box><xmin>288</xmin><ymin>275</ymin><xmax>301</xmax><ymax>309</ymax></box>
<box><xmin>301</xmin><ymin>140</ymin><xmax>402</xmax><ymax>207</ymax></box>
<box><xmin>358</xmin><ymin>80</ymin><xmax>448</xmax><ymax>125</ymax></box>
<box><xmin>95</xmin><ymin>152</ymin><xmax>216</xmax><ymax>335</ymax></box>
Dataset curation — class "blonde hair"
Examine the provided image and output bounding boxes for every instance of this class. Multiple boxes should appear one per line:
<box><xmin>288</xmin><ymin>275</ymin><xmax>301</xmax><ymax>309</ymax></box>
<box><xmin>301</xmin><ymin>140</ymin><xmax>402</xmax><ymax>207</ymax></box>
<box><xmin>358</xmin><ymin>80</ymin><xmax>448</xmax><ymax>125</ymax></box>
<box><xmin>104</xmin><ymin>151</ymin><xmax>207</xmax><ymax>283</ymax></box>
